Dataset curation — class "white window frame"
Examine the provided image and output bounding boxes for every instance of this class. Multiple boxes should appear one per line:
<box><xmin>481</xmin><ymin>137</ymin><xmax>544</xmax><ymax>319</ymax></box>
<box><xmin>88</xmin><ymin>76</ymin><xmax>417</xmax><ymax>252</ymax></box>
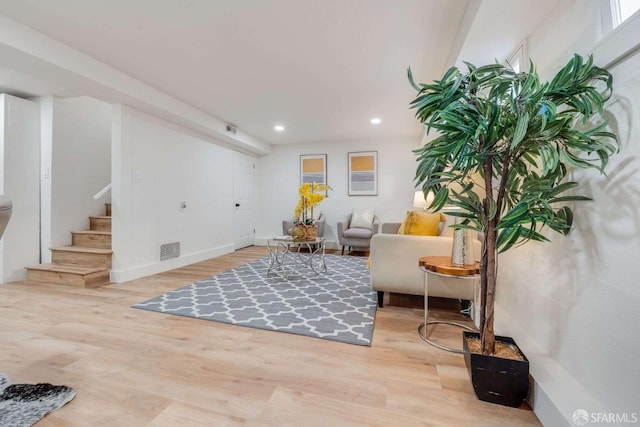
<box><xmin>595</xmin><ymin>1</ymin><xmax>640</xmax><ymax>67</ymax></box>
<box><xmin>610</xmin><ymin>0</ymin><xmax>640</xmax><ymax>28</ymax></box>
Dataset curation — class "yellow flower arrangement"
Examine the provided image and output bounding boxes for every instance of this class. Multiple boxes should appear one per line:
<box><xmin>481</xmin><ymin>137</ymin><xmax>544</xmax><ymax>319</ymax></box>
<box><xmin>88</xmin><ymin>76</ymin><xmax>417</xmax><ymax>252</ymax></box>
<box><xmin>294</xmin><ymin>182</ymin><xmax>331</xmax><ymax>224</ymax></box>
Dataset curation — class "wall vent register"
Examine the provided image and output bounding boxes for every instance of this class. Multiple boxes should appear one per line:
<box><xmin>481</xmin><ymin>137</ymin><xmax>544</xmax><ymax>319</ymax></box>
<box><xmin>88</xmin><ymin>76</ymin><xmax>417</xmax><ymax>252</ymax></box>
<box><xmin>160</xmin><ymin>241</ymin><xmax>180</xmax><ymax>261</ymax></box>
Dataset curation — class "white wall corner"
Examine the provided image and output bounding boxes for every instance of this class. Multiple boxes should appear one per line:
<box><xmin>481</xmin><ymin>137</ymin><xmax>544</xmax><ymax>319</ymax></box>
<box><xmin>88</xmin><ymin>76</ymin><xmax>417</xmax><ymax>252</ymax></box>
<box><xmin>37</xmin><ymin>95</ymin><xmax>54</xmax><ymax>263</ymax></box>
<box><xmin>110</xmin><ymin>103</ymin><xmax>134</xmax><ymax>276</ymax></box>
<box><xmin>493</xmin><ymin>304</ymin><xmax>603</xmax><ymax>427</ymax></box>
<box><xmin>445</xmin><ymin>0</ymin><xmax>483</xmax><ymax>69</ymax></box>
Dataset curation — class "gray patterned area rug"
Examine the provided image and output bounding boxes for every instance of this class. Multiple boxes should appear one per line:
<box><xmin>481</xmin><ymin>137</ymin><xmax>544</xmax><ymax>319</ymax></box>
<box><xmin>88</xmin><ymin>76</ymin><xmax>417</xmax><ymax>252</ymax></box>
<box><xmin>133</xmin><ymin>254</ymin><xmax>377</xmax><ymax>346</ymax></box>
<box><xmin>0</xmin><ymin>373</ymin><xmax>75</xmax><ymax>427</ymax></box>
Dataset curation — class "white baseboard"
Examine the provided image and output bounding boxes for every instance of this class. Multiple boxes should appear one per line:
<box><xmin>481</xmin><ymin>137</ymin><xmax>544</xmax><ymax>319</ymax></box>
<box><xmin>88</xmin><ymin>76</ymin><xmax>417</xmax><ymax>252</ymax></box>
<box><xmin>493</xmin><ymin>305</ymin><xmax>602</xmax><ymax>426</ymax></box>
<box><xmin>253</xmin><ymin>237</ymin><xmax>268</xmax><ymax>246</ymax></box>
<box><xmin>110</xmin><ymin>244</ymin><xmax>234</xmax><ymax>283</ymax></box>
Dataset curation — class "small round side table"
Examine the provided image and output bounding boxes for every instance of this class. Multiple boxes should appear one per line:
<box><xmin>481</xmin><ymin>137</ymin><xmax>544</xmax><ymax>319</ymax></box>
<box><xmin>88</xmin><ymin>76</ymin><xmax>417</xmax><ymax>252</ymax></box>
<box><xmin>418</xmin><ymin>256</ymin><xmax>480</xmax><ymax>354</ymax></box>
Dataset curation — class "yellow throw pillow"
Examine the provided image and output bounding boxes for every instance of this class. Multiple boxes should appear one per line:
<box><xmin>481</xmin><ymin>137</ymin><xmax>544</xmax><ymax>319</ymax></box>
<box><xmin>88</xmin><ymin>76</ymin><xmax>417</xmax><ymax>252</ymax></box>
<box><xmin>398</xmin><ymin>210</ymin><xmax>445</xmax><ymax>236</ymax></box>
<box><xmin>398</xmin><ymin>212</ymin><xmax>409</xmax><ymax>235</ymax></box>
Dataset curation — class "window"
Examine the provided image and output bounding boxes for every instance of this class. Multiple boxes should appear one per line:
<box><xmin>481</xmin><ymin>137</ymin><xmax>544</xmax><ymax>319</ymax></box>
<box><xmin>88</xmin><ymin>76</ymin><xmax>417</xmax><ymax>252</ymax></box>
<box><xmin>506</xmin><ymin>42</ymin><xmax>526</xmax><ymax>73</ymax></box>
<box><xmin>611</xmin><ymin>0</ymin><xmax>640</xmax><ymax>28</ymax></box>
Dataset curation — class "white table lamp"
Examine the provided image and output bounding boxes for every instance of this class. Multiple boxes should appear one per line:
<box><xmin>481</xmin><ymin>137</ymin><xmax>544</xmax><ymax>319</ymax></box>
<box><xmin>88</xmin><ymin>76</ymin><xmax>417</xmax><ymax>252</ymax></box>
<box><xmin>413</xmin><ymin>190</ymin><xmax>434</xmax><ymax>210</ymax></box>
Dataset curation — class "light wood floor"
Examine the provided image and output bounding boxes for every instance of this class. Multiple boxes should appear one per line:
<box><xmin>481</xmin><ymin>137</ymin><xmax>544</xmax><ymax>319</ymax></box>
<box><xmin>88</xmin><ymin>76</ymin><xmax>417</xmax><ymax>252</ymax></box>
<box><xmin>0</xmin><ymin>246</ymin><xmax>541</xmax><ymax>426</ymax></box>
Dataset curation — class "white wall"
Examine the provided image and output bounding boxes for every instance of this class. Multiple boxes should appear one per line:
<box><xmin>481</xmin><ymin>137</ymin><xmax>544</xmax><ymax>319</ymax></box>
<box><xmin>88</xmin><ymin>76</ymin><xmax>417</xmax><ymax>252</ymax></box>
<box><xmin>39</xmin><ymin>96</ymin><xmax>53</xmax><ymax>262</ymax></box>
<box><xmin>479</xmin><ymin>3</ymin><xmax>640</xmax><ymax>425</ymax></box>
<box><xmin>255</xmin><ymin>138</ymin><xmax>420</xmax><ymax>247</ymax></box>
<box><xmin>526</xmin><ymin>0</ymin><xmax>608</xmax><ymax>81</ymax></box>
<box><xmin>44</xmin><ymin>97</ymin><xmax>111</xmax><ymax>255</ymax></box>
<box><xmin>0</xmin><ymin>94</ymin><xmax>40</xmax><ymax>282</ymax></box>
<box><xmin>110</xmin><ymin>105</ymin><xmax>235</xmax><ymax>282</ymax></box>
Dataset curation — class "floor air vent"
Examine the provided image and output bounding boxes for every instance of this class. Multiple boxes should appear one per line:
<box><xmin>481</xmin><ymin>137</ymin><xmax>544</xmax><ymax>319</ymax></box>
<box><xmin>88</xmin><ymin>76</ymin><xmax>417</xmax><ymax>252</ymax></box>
<box><xmin>160</xmin><ymin>241</ymin><xmax>180</xmax><ymax>261</ymax></box>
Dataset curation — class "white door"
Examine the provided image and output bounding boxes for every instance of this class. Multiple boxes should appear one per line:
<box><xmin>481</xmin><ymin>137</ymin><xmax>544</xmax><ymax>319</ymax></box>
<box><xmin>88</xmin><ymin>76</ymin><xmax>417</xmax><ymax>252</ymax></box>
<box><xmin>233</xmin><ymin>151</ymin><xmax>255</xmax><ymax>249</ymax></box>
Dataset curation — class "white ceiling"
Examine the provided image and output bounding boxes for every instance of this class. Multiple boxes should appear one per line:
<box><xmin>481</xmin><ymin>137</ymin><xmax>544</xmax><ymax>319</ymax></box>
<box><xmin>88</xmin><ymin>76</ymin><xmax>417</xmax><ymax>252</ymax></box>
<box><xmin>0</xmin><ymin>1</ymin><xmax>566</xmax><ymax>147</ymax></box>
<box><xmin>0</xmin><ymin>0</ymin><xmax>469</xmax><ymax>145</ymax></box>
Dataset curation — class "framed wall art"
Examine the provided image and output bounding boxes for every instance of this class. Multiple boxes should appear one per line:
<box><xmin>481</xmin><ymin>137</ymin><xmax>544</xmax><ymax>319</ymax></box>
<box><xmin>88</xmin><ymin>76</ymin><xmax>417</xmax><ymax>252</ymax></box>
<box><xmin>300</xmin><ymin>154</ymin><xmax>327</xmax><ymax>186</ymax></box>
<box><xmin>348</xmin><ymin>151</ymin><xmax>378</xmax><ymax>196</ymax></box>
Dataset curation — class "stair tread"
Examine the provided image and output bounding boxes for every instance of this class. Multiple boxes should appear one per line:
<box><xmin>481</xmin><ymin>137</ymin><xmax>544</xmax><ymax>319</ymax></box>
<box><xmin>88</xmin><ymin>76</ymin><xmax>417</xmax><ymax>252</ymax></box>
<box><xmin>26</xmin><ymin>263</ymin><xmax>108</xmax><ymax>274</ymax></box>
<box><xmin>89</xmin><ymin>216</ymin><xmax>111</xmax><ymax>219</ymax></box>
<box><xmin>72</xmin><ymin>230</ymin><xmax>111</xmax><ymax>235</ymax></box>
<box><xmin>51</xmin><ymin>246</ymin><xmax>113</xmax><ymax>254</ymax></box>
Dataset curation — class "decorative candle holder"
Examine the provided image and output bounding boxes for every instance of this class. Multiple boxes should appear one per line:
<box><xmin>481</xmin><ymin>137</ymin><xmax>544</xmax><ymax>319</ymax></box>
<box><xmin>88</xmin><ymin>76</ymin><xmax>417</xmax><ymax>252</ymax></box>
<box><xmin>451</xmin><ymin>228</ymin><xmax>475</xmax><ymax>267</ymax></box>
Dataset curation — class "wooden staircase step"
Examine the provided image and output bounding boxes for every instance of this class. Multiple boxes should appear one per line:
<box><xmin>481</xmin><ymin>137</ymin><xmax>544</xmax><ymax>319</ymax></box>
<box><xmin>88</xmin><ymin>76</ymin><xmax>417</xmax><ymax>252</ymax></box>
<box><xmin>26</xmin><ymin>208</ymin><xmax>114</xmax><ymax>288</ymax></box>
<box><xmin>51</xmin><ymin>246</ymin><xmax>113</xmax><ymax>268</ymax></box>
<box><xmin>89</xmin><ymin>216</ymin><xmax>111</xmax><ymax>232</ymax></box>
<box><xmin>25</xmin><ymin>264</ymin><xmax>110</xmax><ymax>288</ymax></box>
<box><xmin>71</xmin><ymin>230</ymin><xmax>111</xmax><ymax>249</ymax></box>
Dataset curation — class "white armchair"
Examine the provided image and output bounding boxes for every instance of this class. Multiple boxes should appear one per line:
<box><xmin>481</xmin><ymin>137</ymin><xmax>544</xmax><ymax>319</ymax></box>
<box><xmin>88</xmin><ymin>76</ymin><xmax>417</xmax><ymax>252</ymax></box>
<box><xmin>337</xmin><ymin>212</ymin><xmax>380</xmax><ymax>255</ymax></box>
<box><xmin>370</xmin><ymin>222</ymin><xmax>481</xmax><ymax>307</ymax></box>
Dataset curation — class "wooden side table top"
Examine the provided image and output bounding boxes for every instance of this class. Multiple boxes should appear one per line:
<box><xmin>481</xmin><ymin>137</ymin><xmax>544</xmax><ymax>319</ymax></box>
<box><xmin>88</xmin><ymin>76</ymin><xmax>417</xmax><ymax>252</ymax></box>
<box><xmin>419</xmin><ymin>256</ymin><xmax>480</xmax><ymax>277</ymax></box>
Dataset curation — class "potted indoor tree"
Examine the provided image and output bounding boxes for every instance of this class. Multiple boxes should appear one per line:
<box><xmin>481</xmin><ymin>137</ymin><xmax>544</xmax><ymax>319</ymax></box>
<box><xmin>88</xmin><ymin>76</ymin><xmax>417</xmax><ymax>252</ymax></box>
<box><xmin>408</xmin><ymin>54</ymin><xmax>617</xmax><ymax>406</ymax></box>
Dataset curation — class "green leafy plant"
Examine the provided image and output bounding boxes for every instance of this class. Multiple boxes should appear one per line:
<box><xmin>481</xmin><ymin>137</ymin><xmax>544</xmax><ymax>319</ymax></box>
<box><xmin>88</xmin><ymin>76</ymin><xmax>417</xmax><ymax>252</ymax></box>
<box><xmin>408</xmin><ymin>54</ymin><xmax>617</xmax><ymax>354</ymax></box>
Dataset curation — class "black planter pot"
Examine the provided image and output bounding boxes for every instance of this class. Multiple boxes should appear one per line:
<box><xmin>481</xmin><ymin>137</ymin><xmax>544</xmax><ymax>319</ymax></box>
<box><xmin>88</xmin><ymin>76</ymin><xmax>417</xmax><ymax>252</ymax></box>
<box><xmin>462</xmin><ymin>331</ymin><xmax>530</xmax><ymax>407</ymax></box>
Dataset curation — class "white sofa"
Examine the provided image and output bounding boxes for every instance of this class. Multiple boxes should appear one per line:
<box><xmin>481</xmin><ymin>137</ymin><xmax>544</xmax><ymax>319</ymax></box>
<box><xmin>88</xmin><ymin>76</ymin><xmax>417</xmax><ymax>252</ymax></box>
<box><xmin>370</xmin><ymin>222</ymin><xmax>481</xmax><ymax>307</ymax></box>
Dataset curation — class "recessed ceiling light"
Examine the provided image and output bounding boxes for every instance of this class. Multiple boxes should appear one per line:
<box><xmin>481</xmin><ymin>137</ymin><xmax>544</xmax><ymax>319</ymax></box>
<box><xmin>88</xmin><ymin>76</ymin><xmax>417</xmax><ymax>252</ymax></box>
<box><xmin>370</xmin><ymin>117</ymin><xmax>381</xmax><ymax>125</ymax></box>
<box><xmin>274</xmin><ymin>124</ymin><xmax>285</xmax><ymax>132</ymax></box>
